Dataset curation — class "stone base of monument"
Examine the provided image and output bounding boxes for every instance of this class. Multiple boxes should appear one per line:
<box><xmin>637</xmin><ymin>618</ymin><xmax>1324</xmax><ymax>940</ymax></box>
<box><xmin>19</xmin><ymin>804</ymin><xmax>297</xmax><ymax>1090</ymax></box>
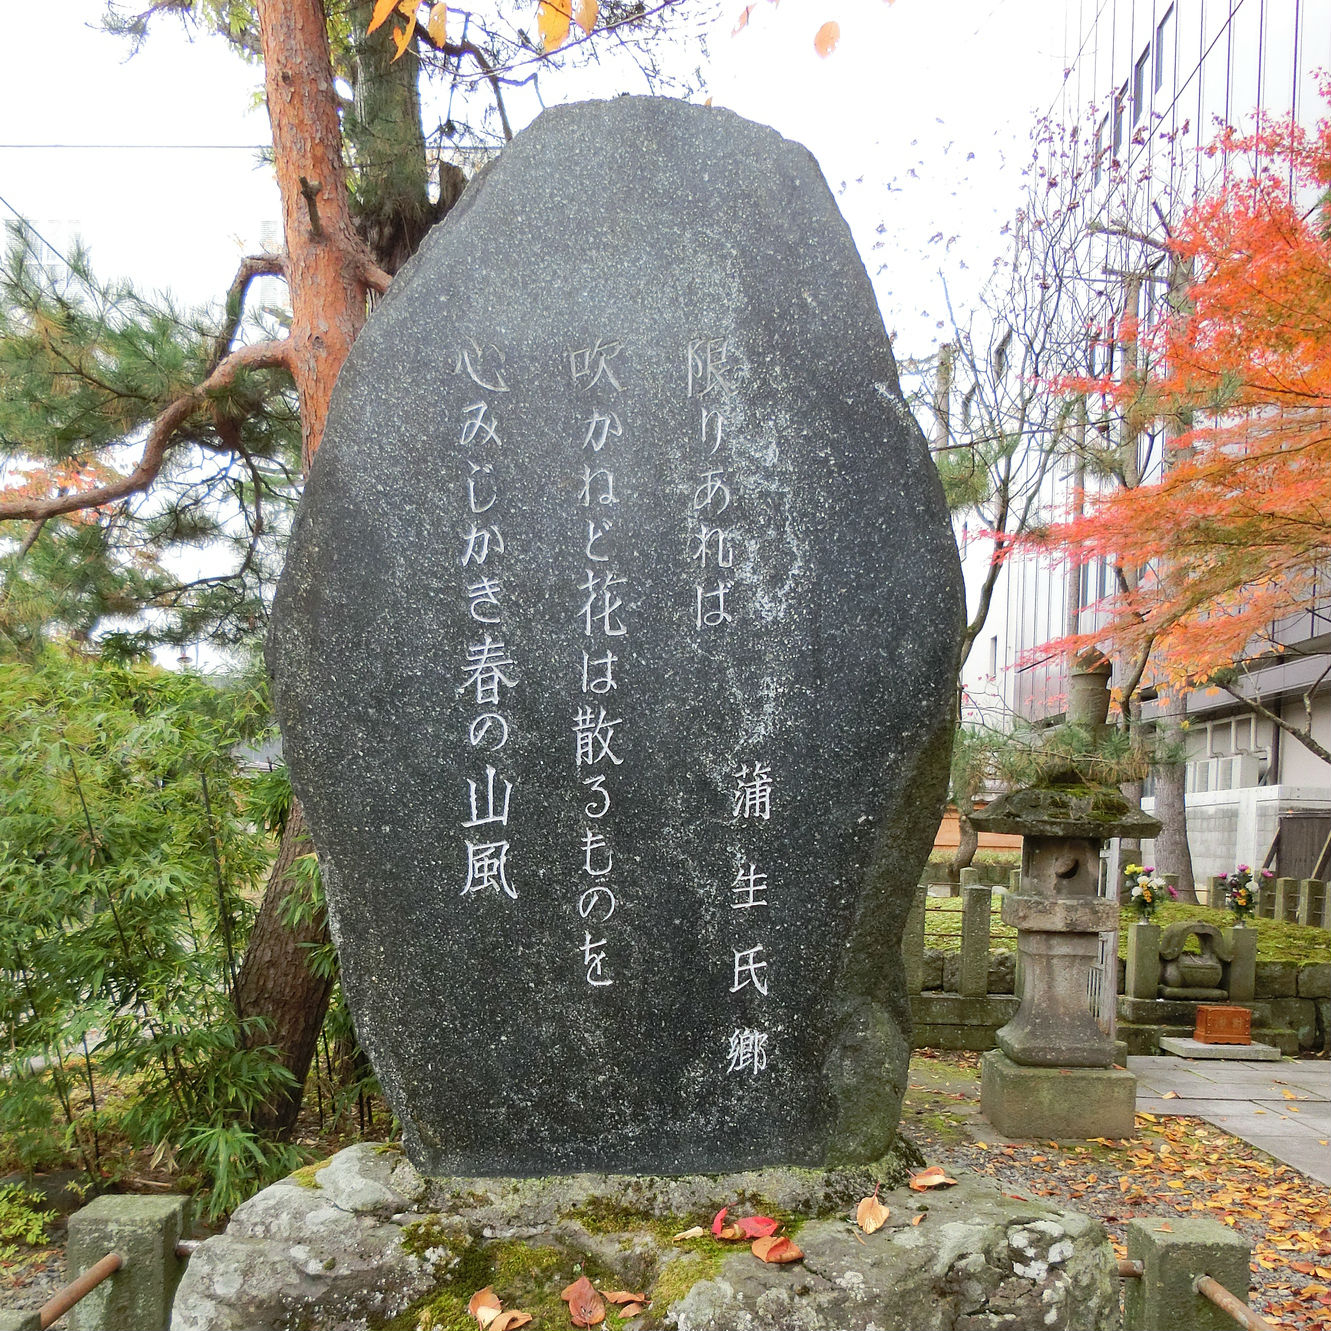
<box><xmin>979</xmin><ymin>1051</ymin><xmax>1137</xmax><ymax>1140</ymax></box>
<box><xmin>170</xmin><ymin>1143</ymin><xmax>1119</xmax><ymax>1331</ymax></box>
<box><xmin>1158</xmin><ymin>1035</ymin><xmax>1282</xmax><ymax>1061</ymax></box>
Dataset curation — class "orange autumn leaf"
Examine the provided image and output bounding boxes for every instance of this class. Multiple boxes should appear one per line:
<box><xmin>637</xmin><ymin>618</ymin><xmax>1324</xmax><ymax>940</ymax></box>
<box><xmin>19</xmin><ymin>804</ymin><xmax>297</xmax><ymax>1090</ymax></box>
<box><xmin>813</xmin><ymin>20</ymin><xmax>839</xmax><ymax>57</ymax></box>
<box><xmin>491</xmin><ymin>1314</ymin><xmax>533</xmax><ymax>1331</ymax></box>
<box><xmin>468</xmin><ymin>1286</ymin><xmax>502</xmax><ymax>1328</ymax></box>
<box><xmin>908</xmin><ymin>1166</ymin><xmax>957</xmax><ymax>1192</ymax></box>
<box><xmin>367</xmin><ymin>0</ymin><xmax>400</xmax><ymax>32</ymax></box>
<box><xmin>856</xmin><ymin>1192</ymin><xmax>890</xmax><ymax>1233</ymax></box>
<box><xmin>390</xmin><ymin>11</ymin><xmax>417</xmax><ymax>60</ymax></box>
<box><xmin>602</xmin><ymin>1291</ymin><xmax>647</xmax><ymax>1305</ymax></box>
<box><xmin>426</xmin><ymin>2</ymin><xmax>447</xmax><ymax>45</ymax></box>
<box><xmin>618</xmin><ymin>1305</ymin><xmax>646</xmax><ymax>1319</ymax></box>
<box><xmin>573</xmin><ymin>0</ymin><xmax>597</xmax><ymax>35</ymax></box>
<box><xmin>537</xmin><ymin>0</ymin><xmax>572</xmax><ymax>50</ymax></box>
<box><xmin>751</xmin><ymin>1234</ymin><xmax>804</xmax><ymax>1263</ymax></box>
<box><xmin>560</xmin><ymin>1275</ymin><xmax>605</xmax><ymax>1328</ymax></box>
<box><xmin>910</xmin><ymin>1213</ymin><xmax>925</xmax><ymax>1226</ymax></box>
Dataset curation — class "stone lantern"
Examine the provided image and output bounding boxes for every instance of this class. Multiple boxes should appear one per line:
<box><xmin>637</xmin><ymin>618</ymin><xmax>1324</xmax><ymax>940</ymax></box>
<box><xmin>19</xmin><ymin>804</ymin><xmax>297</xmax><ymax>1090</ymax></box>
<box><xmin>969</xmin><ymin>657</ymin><xmax>1161</xmax><ymax>1139</ymax></box>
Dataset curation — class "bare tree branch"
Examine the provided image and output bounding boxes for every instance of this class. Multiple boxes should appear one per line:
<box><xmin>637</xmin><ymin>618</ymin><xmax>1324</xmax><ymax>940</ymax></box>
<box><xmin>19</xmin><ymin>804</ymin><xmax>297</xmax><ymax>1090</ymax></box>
<box><xmin>1220</xmin><ymin>681</ymin><xmax>1331</xmax><ymax>766</ymax></box>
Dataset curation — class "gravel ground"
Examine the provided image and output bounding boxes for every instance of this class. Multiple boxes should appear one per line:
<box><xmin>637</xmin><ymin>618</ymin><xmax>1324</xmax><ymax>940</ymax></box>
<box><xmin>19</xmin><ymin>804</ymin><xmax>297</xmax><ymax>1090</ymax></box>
<box><xmin>904</xmin><ymin>1049</ymin><xmax>1331</xmax><ymax>1331</ymax></box>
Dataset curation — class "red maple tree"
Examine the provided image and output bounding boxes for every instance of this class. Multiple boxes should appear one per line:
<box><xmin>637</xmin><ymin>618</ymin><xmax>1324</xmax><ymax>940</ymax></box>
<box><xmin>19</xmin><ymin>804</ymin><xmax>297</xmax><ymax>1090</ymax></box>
<box><xmin>1043</xmin><ymin>97</ymin><xmax>1331</xmax><ymax>711</ymax></box>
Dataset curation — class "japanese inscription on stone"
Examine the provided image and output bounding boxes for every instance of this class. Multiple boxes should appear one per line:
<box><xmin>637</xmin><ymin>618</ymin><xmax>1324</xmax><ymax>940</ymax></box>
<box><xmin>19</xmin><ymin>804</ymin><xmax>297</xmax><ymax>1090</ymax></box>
<box><xmin>270</xmin><ymin>97</ymin><xmax>963</xmax><ymax>1178</ymax></box>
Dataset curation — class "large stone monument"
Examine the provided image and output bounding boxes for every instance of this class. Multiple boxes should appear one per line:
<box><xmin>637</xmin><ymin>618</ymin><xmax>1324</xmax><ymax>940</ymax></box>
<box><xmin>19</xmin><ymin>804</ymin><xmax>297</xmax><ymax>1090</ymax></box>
<box><xmin>269</xmin><ymin>97</ymin><xmax>963</xmax><ymax>1179</ymax></box>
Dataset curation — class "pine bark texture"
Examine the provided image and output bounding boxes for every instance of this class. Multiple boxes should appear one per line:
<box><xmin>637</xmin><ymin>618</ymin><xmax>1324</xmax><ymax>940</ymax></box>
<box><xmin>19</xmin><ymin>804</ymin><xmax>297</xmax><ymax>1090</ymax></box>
<box><xmin>236</xmin><ymin>803</ymin><xmax>333</xmax><ymax>1135</ymax></box>
<box><xmin>239</xmin><ymin>0</ymin><xmax>376</xmax><ymax>1132</ymax></box>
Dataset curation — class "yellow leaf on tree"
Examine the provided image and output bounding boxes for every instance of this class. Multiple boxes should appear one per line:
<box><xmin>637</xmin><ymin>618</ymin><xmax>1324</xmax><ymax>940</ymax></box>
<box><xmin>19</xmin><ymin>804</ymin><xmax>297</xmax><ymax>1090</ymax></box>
<box><xmin>537</xmin><ymin>0</ymin><xmax>572</xmax><ymax>51</ymax></box>
<box><xmin>813</xmin><ymin>20</ymin><xmax>839</xmax><ymax>57</ymax></box>
<box><xmin>573</xmin><ymin>0</ymin><xmax>598</xmax><ymax>35</ymax></box>
<box><xmin>391</xmin><ymin>12</ymin><xmax>418</xmax><ymax>60</ymax></box>
<box><xmin>426</xmin><ymin>2</ymin><xmax>447</xmax><ymax>46</ymax></box>
<box><xmin>368</xmin><ymin>0</ymin><xmax>399</xmax><ymax>33</ymax></box>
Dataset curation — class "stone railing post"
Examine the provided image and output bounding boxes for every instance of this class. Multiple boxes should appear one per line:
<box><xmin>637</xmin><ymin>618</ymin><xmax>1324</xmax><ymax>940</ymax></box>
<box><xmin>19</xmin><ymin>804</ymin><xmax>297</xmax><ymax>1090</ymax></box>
<box><xmin>67</xmin><ymin>1194</ymin><xmax>188</xmax><ymax>1331</ymax></box>
<box><xmin>1124</xmin><ymin>921</ymin><xmax>1161</xmax><ymax>1000</ymax></box>
<box><xmin>959</xmin><ymin>884</ymin><xmax>992</xmax><ymax>997</ymax></box>
<box><xmin>1123</xmin><ymin>1216</ymin><xmax>1251</xmax><ymax>1331</ymax></box>
<box><xmin>1206</xmin><ymin>875</ymin><xmax>1227</xmax><ymax>910</ymax></box>
<box><xmin>1274</xmin><ymin>876</ymin><xmax>1299</xmax><ymax>922</ymax></box>
<box><xmin>1225</xmin><ymin>925</ymin><xmax>1257</xmax><ymax>1002</ymax></box>
<box><xmin>1299</xmin><ymin>878</ymin><xmax>1326</xmax><ymax>928</ymax></box>
<box><xmin>903</xmin><ymin>885</ymin><xmax>927</xmax><ymax>996</ymax></box>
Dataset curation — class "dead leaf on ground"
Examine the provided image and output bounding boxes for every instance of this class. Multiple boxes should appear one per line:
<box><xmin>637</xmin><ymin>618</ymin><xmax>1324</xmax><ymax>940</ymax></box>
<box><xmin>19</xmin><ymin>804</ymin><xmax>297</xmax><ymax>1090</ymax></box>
<box><xmin>911</xmin><ymin>1213</ymin><xmax>925</xmax><ymax>1227</ymax></box>
<box><xmin>617</xmin><ymin>1304</ymin><xmax>646</xmax><ymax>1319</ymax></box>
<box><xmin>560</xmin><ymin>1276</ymin><xmax>605</xmax><ymax>1328</ymax></box>
<box><xmin>909</xmin><ymin>1166</ymin><xmax>957</xmax><ymax>1192</ymax></box>
<box><xmin>491</xmin><ymin>1314</ymin><xmax>532</xmax><ymax>1331</ymax></box>
<box><xmin>468</xmin><ymin>1287</ymin><xmax>502</xmax><ymax>1329</ymax></box>
<box><xmin>1162</xmin><ymin>1091</ymin><xmax>1181</xmax><ymax>1099</ymax></box>
<box><xmin>711</xmin><ymin>1206</ymin><xmax>728</xmax><ymax>1235</ymax></box>
<box><xmin>735</xmin><ymin>1216</ymin><xmax>780</xmax><ymax>1239</ymax></box>
<box><xmin>752</xmin><ymin>1235</ymin><xmax>804</xmax><ymax>1264</ymax></box>
<box><xmin>856</xmin><ymin>1189</ymin><xmax>890</xmax><ymax>1234</ymax></box>
<box><xmin>672</xmin><ymin>1226</ymin><xmax>706</xmax><ymax>1242</ymax></box>
<box><xmin>601</xmin><ymin>1292</ymin><xmax>647</xmax><ymax>1306</ymax></box>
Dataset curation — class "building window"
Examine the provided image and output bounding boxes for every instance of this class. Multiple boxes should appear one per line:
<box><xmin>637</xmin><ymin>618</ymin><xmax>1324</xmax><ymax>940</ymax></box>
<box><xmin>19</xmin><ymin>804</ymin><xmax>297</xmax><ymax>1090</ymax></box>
<box><xmin>1133</xmin><ymin>46</ymin><xmax>1151</xmax><ymax>124</ymax></box>
<box><xmin>1093</xmin><ymin>114</ymin><xmax>1108</xmax><ymax>185</ymax></box>
<box><xmin>1154</xmin><ymin>5</ymin><xmax>1174</xmax><ymax>95</ymax></box>
<box><xmin>1113</xmin><ymin>81</ymin><xmax>1128</xmax><ymax>155</ymax></box>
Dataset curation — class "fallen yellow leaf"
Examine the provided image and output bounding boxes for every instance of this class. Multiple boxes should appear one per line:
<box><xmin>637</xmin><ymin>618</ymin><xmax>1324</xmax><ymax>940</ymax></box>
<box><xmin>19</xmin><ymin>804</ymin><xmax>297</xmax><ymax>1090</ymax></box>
<box><xmin>856</xmin><ymin>1193</ymin><xmax>890</xmax><ymax>1234</ymax></box>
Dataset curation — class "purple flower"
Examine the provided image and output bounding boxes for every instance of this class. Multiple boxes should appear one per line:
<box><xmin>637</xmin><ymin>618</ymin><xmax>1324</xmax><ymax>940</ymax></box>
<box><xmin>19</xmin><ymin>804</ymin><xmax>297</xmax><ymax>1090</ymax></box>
<box><xmin>1166</xmin><ymin>885</ymin><xmax>1179</xmax><ymax>898</ymax></box>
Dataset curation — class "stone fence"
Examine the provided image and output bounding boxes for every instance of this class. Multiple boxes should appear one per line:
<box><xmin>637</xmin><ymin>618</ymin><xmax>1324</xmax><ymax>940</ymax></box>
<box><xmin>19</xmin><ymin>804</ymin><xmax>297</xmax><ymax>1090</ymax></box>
<box><xmin>903</xmin><ymin>876</ymin><xmax>1330</xmax><ymax>1054</ymax></box>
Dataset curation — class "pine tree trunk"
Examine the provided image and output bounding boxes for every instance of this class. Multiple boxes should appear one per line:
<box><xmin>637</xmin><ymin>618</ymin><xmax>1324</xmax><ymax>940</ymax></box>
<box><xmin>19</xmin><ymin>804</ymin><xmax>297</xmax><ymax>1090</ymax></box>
<box><xmin>237</xmin><ymin>803</ymin><xmax>333</xmax><ymax>1135</ymax></box>
<box><xmin>949</xmin><ymin>806</ymin><xmax>979</xmax><ymax>879</ymax></box>
<box><xmin>238</xmin><ymin>0</ymin><xmax>377</xmax><ymax>1133</ymax></box>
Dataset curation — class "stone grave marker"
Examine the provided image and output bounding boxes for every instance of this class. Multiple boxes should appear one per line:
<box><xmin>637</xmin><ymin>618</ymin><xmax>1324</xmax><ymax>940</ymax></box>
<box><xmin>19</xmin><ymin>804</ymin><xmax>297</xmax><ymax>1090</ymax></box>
<box><xmin>269</xmin><ymin>97</ymin><xmax>963</xmax><ymax>1178</ymax></box>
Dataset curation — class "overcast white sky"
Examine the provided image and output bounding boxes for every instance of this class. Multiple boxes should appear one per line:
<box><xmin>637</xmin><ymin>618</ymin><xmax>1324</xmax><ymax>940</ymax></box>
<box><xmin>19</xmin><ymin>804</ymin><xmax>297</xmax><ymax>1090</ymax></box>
<box><xmin>0</xmin><ymin>0</ymin><xmax>1068</xmax><ymax>356</ymax></box>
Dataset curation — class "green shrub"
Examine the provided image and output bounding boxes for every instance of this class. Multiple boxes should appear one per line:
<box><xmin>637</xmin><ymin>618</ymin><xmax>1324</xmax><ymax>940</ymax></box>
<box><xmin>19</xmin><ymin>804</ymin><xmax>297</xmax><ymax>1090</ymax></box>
<box><xmin>0</xmin><ymin>648</ymin><xmax>302</xmax><ymax>1216</ymax></box>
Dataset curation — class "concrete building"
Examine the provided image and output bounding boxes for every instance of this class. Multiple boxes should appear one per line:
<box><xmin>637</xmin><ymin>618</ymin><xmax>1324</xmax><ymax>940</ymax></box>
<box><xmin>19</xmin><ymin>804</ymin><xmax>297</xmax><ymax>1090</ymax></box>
<box><xmin>955</xmin><ymin>0</ymin><xmax>1331</xmax><ymax>881</ymax></box>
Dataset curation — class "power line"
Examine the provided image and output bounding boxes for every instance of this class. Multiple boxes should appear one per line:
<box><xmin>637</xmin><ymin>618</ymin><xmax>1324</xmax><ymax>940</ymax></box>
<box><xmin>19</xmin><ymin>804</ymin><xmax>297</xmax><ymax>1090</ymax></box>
<box><xmin>0</xmin><ymin>143</ymin><xmax>269</xmax><ymax>151</ymax></box>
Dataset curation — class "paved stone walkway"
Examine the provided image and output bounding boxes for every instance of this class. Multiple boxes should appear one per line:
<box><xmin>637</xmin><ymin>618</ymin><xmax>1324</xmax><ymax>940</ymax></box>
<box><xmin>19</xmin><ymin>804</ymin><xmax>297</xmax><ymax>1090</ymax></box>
<box><xmin>1129</xmin><ymin>1054</ymin><xmax>1331</xmax><ymax>1184</ymax></box>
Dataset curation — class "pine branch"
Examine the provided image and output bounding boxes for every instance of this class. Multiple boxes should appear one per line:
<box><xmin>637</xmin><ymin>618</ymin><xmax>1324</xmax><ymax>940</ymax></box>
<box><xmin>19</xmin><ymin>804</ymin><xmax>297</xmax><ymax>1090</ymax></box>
<box><xmin>0</xmin><ymin>340</ymin><xmax>292</xmax><ymax>523</ymax></box>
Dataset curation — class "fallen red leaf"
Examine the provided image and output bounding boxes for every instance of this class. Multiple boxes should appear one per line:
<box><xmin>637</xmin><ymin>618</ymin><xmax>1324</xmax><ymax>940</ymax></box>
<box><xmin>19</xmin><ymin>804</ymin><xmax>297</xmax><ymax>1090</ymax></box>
<box><xmin>711</xmin><ymin>1206</ymin><xmax>728</xmax><ymax>1235</ymax></box>
<box><xmin>734</xmin><ymin>1216</ymin><xmax>780</xmax><ymax>1239</ymax></box>
<box><xmin>560</xmin><ymin>1276</ymin><xmax>605</xmax><ymax>1328</ymax></box>
<box><xmin>752</xmin><ymin>1234</ymin><xmax>804</xmax><ymax>1264</ymax></box>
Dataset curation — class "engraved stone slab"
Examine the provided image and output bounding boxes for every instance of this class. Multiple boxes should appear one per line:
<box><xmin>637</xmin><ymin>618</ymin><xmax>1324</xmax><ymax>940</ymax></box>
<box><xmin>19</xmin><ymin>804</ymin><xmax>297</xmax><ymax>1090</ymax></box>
<box><xmin>269</xmin><ymin>97</ymin><xmax>963</xmax><ymax>1177</ymax></box>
